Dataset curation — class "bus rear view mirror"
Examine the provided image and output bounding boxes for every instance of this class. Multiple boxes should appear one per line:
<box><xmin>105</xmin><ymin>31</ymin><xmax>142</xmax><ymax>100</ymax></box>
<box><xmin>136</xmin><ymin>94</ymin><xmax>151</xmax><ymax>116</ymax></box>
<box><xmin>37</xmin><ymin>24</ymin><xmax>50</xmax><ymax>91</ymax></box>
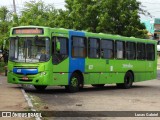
<box><xmin>56</xmin><ymin>41</ymin><xmax>61</xmax><ymax>51</ymax></box>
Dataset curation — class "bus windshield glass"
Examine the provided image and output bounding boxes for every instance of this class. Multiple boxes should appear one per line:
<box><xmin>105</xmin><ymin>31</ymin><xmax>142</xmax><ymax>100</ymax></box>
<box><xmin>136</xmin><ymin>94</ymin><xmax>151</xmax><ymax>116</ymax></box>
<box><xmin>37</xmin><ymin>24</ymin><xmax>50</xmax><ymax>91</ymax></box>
<box><xmin>9</xmin><ymin>37</ymin><xmax>50</xmax><ymax>63</ymax></box>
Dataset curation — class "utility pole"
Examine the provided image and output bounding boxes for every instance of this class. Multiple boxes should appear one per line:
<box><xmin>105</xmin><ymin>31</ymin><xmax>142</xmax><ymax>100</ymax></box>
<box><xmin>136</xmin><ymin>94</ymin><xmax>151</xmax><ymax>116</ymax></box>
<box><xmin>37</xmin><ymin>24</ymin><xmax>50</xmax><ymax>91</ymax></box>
<box><xmin>13</xmin><ymin>0</ymin><xmax>16</xmax><ymax>14</ymax></box>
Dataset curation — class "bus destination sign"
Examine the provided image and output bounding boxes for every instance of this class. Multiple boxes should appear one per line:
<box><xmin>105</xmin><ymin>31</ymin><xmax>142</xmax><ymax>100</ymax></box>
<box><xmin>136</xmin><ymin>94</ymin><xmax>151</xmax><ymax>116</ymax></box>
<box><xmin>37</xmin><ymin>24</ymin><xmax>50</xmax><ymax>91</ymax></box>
<box><xmin>13</xmin><ymin>28</ymin><xmax>43</xmax><ymax>34</ymax></box>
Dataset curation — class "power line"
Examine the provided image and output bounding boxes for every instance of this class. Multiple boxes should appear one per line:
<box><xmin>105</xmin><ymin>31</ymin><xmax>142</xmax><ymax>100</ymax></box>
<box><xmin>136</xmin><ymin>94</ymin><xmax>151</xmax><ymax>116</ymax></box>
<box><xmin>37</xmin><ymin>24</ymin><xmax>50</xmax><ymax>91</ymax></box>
<box><xmin>13</xmin><ymin>0</ymin><xmax>16</xmax><ymax>14</ymax></box>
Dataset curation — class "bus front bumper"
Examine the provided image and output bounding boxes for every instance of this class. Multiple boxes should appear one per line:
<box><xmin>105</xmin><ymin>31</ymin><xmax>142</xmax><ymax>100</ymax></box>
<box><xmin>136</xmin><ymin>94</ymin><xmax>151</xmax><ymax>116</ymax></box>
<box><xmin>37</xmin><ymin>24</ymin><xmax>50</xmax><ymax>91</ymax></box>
<box><xmin>7</xmin><ymin>71</ymin><xmax>50</xmax><ymax>85</ymax></box>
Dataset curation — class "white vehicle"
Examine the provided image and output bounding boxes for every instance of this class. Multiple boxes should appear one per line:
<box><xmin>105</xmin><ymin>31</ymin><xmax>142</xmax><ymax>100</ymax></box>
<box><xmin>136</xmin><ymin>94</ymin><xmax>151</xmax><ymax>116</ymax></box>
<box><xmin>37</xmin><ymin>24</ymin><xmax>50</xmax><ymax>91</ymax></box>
<box><xmin>157</xmin><ymin>41</ymin><xmax>160</xmax><ymax>52</ymax></box>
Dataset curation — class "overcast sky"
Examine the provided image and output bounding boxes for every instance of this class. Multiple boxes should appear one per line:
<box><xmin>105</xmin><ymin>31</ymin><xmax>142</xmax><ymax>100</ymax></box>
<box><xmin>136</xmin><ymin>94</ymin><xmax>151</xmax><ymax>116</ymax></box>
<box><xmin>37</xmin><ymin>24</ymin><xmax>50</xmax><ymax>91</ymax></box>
<box><xmin>0</xmin><ymin>0</ymin><xmax>160</xmax><ymax>20</ymax></box>
<box><xmin>138</xmin><ymin>0</ymin><xmax>160</xmax><ymax>20</ymax></box>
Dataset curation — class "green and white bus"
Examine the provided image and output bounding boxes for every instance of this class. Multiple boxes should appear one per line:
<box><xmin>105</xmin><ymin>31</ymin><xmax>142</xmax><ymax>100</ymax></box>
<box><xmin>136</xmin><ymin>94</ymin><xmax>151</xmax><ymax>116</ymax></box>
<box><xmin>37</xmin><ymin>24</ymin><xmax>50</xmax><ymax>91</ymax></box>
<box><xmin>7</xmin><ymin>26</ymin><xmax>157</xmax><ymax>92</ymax></box>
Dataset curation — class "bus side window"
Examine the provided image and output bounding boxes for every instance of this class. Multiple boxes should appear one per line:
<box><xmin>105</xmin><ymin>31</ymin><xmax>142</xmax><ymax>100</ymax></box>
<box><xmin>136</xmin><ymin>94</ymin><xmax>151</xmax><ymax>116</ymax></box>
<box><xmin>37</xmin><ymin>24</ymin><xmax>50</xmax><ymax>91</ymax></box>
<box><xmin>137</xmin><ymin>43</ymin><xmax>145</xmax><ymax>60</ymax></box>
<box><xmin>146</xmin><ymin>44</ymin><xmax>155</xmax><ymax>61</ymax></box>
<box><xmin>52</xmin><ymin>37</ymin><xmax>68</xmax><ymax>64</ymax></box>
<box><xmin>88</xmin><ymin>38</ymin><xmax>100</xmax><ymax>58</ymax></box>
<box><xmin>72</xmin><ymin>36</ymin><xmax>87</xmax><ymax>58</ymax></box>
<box><xmin>126</xmin><ymin>42</ymin><xmax>136</xmax><ymax>60</ymax></box>
<box><xmin>101</xmin><ymin>39</ymin><xmax>114</xmax><ymax>59</ymax></box>
<box><xmin>115</xmin><ymin>41</ymin><xmax>125</xmax><ymax>59</ymax></box>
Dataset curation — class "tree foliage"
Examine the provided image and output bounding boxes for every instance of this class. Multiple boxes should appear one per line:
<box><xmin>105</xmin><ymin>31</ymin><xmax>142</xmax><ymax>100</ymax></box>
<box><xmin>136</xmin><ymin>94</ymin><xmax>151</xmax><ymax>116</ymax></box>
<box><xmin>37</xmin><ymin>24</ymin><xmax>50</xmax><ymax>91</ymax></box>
<box><xmin>0</xmin><ymin>6</ymin><xmax>11</xmax><ymax>49</ymax></box>
<box><xmin>64</xmin><ymin>0</ymin><xmax>148</xmax><ymax>38</ymax></box>
<box><xmin>19</xmin><ymin>0</ymin><xmax>58</xmax><ymax>27</ymax></box>
<box><xmin>64</xmin><ymin>0</ymin><xmax>99</xmax><ymax>32</ymax></box>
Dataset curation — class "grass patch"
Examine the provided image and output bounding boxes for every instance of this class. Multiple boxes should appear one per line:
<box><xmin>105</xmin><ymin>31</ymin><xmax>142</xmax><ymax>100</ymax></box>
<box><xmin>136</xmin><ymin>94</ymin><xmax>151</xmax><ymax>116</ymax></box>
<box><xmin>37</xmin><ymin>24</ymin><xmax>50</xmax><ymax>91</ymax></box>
<box><xmin>27</xmin><ymin>94</ymin><xmax>50</xmax><ymax>120</ymax></box>
<box><xmin>27</xmin><ymin>94</ymin><xmax>49</xmax><ymax>111</ymax></box>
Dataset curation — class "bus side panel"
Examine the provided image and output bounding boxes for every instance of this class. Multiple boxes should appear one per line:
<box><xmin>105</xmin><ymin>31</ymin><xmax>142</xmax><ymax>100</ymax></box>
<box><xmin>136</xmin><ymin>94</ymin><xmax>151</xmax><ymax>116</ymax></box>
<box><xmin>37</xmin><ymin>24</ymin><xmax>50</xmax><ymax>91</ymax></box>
<box><xmin>68</xmin><ymin>31</ymin><xmax>85</xmax><ymax>84</ymax></box>
<box><xmin>145</xmin><ymin>60</ymin><xmax>156</xmax><ymax>81</ymax></box>
<box><xmin>99</xmin><ymin>59</ymin><xmax>125</xmax><ymax>84</ymax></box>
<box><xmin>84</xmin><ymin>59</ymin><xmax>105</xmax><ymax>84</ymax></box>
<box><xmin>103</xmin><ymin>59</ymin><xmax>128</xmax><ymax>84</ymax></box>
<box><xmin>99</xmin><ymin>72</ymin><xmax>125</xmax><ymax>84</ymax></box>
<box><xmin>52</xmin><ymin>72</ymin><xmax>69</xmax><ymax>85</ymax></box>
<box><xmin>106</xmin><ymin>60</ymin><xmax>146</xmax><ymax>83</ymax></box>
<box><xmin>52</xmin><ymin>58</ymin><xmax>69</xmax><ymax>85</ymax></box>
<box><xmin>134</xmin><ymin>61</ymin><xmax>146</xmax><ymax>82</ymax></box>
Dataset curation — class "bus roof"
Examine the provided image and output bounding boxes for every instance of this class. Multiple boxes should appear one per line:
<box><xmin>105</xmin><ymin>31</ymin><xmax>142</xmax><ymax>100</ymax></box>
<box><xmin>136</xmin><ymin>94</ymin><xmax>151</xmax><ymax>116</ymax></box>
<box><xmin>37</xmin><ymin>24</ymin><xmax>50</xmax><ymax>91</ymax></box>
<box><xmin>10</xmin><ymin>26</ymin><xmax>157</xmax><ymax>43</ymax></box>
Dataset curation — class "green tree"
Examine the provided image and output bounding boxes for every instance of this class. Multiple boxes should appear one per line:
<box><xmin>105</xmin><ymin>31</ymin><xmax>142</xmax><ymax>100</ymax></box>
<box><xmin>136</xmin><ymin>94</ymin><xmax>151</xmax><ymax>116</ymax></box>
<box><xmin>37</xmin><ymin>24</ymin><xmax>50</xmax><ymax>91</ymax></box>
<box><xmin>54</xmin><ymin>9</ymin><xmax>72</xmax><ymax>28</ymax></box>
<box><xmin>19</xmin><ymin>0</ymin><xmax>57</xmax><ymax>27</ymax></box>
<box><xmin>0</xmin><ymin>6</ymin><xmax>9</xmax><ymax>22</ymax></box>
<box><xmin>97</xmin><ymin>0</ymin><xmax>148</xmax><ymax>38</ymax></box>
<box><xmin>64</xmin><ymin>0</ymin><xmax>99</xmax><ymax>32</ymax></box>
<box><xmin>64</xmin><ymin>0</ymin><xmax>148</xmax><ymax>38</ymax></box>
<box><xmin>0</xmin><ymin>6</ymin><xmax>11</xmax><ymax>49</ymax></box>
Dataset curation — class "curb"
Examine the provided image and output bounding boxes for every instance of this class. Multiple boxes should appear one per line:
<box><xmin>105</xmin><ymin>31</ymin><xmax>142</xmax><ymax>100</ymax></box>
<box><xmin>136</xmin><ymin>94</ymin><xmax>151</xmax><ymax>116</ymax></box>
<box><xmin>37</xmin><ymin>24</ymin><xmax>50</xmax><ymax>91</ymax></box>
<box><xmin>21</xmin><ymin>88</ymin><xmax>41</xmax><ymax>120</ymax></box>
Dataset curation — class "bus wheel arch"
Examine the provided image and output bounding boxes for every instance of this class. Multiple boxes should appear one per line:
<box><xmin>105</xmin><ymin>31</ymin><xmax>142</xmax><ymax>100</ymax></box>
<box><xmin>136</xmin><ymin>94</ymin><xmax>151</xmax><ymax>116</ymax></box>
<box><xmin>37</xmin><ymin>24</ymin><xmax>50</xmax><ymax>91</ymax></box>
<box><xmin>116</xmin><ymin>70</ymin><xmax>134</xmax><ymax>89</ymax></box>
<box><xmin>66</xmin><ymin>70</ymin><xmax>84</xmax><ymax>92</ymax></box>
<box><xmin>74</xmin><ymin>70</ymin><xmax>84</xmax><ymax>89</ymax></box>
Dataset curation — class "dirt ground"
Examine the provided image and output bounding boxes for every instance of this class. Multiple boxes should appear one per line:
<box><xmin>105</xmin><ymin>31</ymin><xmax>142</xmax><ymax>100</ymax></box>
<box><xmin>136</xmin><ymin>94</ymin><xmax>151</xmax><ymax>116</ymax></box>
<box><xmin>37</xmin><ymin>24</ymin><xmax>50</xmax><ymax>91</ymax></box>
<box><xmin>0</xmin><ymin>75</ymin><xmax>32</xmax><ymax>120</ymax></box>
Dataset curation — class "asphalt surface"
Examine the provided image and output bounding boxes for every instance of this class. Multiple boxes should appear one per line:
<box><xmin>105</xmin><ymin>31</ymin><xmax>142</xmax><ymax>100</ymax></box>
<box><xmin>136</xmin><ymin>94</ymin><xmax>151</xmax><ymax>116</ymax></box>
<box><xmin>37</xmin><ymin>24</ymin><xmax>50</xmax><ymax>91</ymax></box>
<box><xmin>23</xmin><ymin>70</ymin><xmax>160</xmax><ymax>120</ymax></box>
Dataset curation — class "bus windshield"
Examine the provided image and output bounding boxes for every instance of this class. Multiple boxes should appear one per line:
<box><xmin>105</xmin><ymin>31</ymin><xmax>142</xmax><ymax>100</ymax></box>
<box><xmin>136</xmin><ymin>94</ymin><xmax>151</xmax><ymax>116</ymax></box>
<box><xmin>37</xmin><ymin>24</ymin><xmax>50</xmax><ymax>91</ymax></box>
<box><xmin>9</xmin><ymin>37</ymin><xmax>50</xmax><ymax>63</ymax></box>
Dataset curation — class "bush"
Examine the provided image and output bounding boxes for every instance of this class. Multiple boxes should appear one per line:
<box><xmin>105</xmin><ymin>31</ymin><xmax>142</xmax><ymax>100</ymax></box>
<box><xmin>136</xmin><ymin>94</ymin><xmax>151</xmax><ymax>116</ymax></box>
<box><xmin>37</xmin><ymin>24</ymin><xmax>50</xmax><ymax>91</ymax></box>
<box><xmin>0</xmin><ymin>62</ymin><xmax>6</xmax><ymax>72</ymax></box>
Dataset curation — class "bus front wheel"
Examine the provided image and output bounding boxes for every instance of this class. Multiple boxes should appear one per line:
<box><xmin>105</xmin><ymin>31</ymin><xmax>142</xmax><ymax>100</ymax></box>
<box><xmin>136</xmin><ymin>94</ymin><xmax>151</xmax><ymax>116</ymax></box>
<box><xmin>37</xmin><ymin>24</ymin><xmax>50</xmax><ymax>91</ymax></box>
<box><xmin>34</xmin><ymin>85</ymin><xmax>47</xmax><ymax>91</ymax></box>
<box><xmin>116</xmin><ymin>72</ymin><xmax>133</xmax><ymax>89</ymax></box>
<box><xmin>65</xmin><ymin>73</ymin><xmax>80</xmax><ymax>93</ymax></box>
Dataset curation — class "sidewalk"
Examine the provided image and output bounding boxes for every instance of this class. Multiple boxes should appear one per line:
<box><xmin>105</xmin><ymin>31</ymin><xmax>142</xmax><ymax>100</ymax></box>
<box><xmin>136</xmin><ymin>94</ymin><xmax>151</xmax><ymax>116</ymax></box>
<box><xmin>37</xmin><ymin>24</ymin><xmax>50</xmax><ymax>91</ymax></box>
<box><xmin>0</xmin><ymin>73</ymin><xmax>31</xmax><ymax>120</ymax></box>
<box><xmin>0</xmin><ymin>73</ymin><xmax>28</xmax><ymax>111</ymax></box>
<box><xmin>0</xmin><ymin>74</ymin><xmax>29</xmax><ymax>111</ymax></box>
<box><xmin>0</xmin><ymin>73</ymin><xmax>38</xmax><ymax>120</ymax></box>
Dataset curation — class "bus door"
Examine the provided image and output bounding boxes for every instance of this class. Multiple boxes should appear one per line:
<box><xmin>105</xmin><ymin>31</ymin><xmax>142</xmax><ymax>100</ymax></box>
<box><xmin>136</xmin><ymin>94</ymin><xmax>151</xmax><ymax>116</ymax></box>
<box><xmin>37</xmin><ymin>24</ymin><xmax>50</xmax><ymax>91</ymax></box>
<box><xmin>51</xmin><ymin>34</ymin><xmax>69</xmax><ymax>85</ymax></box>
<box><xmin>68</xmin><ymin>31</ymin><xmax>88</xmax><ymax>84</ymax></box>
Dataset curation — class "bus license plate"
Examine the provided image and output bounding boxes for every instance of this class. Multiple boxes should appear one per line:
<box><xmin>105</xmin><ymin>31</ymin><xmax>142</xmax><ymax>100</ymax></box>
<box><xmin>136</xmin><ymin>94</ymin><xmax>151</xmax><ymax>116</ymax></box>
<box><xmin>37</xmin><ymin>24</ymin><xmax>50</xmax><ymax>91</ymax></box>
<box><xmin>22</xmin><ymin>76</ymin><xmax>29</xmax><ymax>80</ymax></box>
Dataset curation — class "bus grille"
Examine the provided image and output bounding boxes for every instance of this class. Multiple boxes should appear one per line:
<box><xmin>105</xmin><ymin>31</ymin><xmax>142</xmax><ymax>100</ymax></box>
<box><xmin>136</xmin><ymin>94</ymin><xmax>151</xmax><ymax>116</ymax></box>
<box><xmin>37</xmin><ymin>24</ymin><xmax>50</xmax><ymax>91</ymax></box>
<box><xmin>19</xmin><ymin>79</ymin><xmax>32</xmax><ymax>82</ymax></box>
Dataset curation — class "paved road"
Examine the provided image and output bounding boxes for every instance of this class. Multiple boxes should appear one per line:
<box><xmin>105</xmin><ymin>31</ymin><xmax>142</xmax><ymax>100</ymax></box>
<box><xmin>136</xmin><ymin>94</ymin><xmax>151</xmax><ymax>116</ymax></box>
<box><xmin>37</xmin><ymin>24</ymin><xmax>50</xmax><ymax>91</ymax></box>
<box><xmin>24</xmin><ymin>71</ymin><xmax>160</xmax><ymax>120</ymax></box>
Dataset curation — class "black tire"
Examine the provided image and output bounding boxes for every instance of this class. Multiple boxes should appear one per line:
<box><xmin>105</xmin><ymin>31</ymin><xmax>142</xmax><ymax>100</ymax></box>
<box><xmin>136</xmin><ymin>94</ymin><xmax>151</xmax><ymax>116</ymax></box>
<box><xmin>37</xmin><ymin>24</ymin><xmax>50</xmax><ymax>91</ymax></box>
<box><xmin>116</xmin><ymin>83</ymin><xmax>123</xmax><ymax>88</ymax></box>
<box><xmin>92</xmin><ymin>84</ymin><xmax>105</xmax><ymax>88</ymax></box>
<box><xmin>65</xmin><ymin>72</ymin><xmax>80</xmax><ymax>93</ymax></box>
<box><xmin>116</xmin><ymin>72</ymin><xmax>133</xmax><ymax>89</ymax></box>
<box><xmin>34</xmin><ymin>85</ymin><xmax>47</xmax><ymax>91</ymax></box>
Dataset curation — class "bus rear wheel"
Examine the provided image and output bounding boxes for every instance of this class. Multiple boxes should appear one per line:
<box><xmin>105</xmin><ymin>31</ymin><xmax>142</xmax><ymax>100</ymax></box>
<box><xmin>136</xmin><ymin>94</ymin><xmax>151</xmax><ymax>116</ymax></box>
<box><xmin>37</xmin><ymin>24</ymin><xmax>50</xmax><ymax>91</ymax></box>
<box><xmin>34</xmin><ymin>85</ymin><xmax>47</xmax><ymax>91</ymax></box>
<box><xmin>116</xmin><ymin>72</ymin><xmax>133</xmax><ymax>89</ymax></box>
<box><xmin>65</xmin><ymin>72</ymin><xmax>80</xmax><ymax>93</ymax></box>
